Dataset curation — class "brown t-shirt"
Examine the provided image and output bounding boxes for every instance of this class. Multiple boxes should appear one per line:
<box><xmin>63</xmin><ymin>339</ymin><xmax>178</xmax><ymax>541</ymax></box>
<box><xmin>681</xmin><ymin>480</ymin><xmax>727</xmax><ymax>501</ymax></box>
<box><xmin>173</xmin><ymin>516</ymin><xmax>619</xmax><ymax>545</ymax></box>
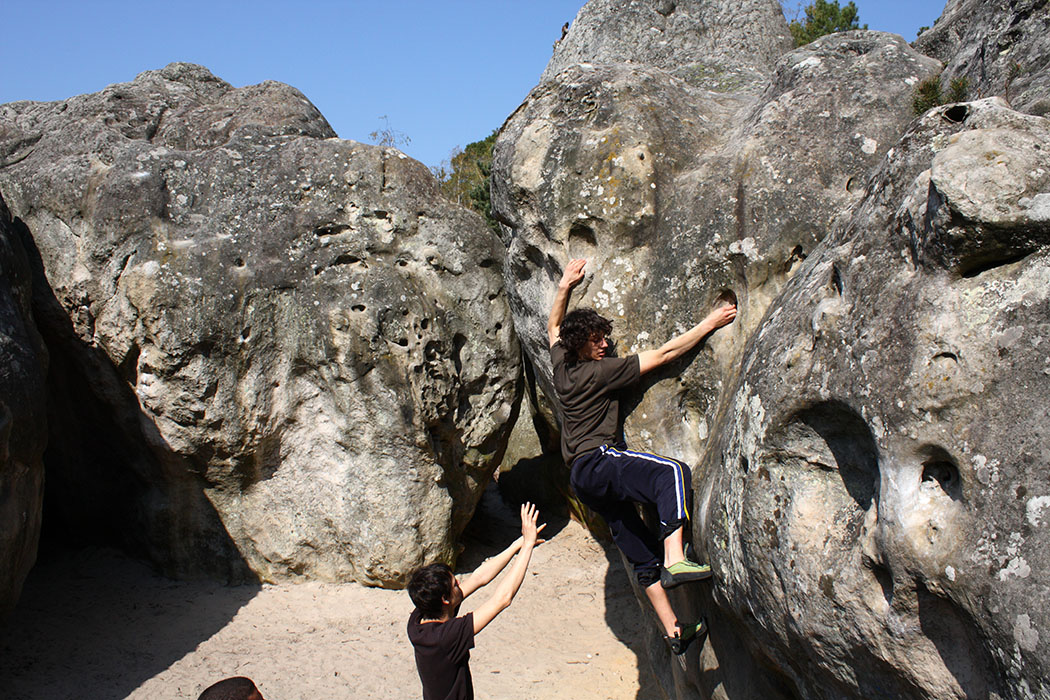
<box><xmin>407</xmin><ymin>608</ymin><xmax>475</xmax><ymax>700</ymax></box>
<box><xmin>550</xmin><ymin>341</ymin><xmax>640</xmax><ymax>464</ymax></box>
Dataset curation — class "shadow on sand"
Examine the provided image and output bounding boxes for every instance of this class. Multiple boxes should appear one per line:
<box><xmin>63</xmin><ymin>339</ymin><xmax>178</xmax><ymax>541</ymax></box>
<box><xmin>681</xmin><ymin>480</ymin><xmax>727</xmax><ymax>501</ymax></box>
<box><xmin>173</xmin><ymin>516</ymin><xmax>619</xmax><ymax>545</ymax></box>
<box><xmin>0</xmin><ymin>212</ymin><xmax>262</xmax><ymax>700</ymax></box>
<box><xmin>0</xmin><ymin>547</ymin><xmax>261</xmax><ymax>700</ymax></box>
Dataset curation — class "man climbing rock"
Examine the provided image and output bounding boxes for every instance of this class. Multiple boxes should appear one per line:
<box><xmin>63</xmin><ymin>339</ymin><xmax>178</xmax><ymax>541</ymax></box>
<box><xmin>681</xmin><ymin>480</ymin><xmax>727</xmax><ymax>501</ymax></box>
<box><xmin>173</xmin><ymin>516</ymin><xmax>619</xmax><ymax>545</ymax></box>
<box><xmin>547</xmin><ymin>258</ymin><xmax>736</xmax><ymax>655</ymax></box>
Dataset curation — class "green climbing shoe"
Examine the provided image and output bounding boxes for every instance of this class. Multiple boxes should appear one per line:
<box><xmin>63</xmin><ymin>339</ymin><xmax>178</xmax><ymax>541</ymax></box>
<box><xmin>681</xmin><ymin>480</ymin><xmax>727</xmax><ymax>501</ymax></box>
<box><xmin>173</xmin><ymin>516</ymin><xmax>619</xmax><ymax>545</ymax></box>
<box><xmin>660</xmin><ymin>559</ymin><xmax>713</xmax><ymax>589</ymax></box>
<box><xmin>664</xmin><ymin>618</ymin><xmax>708</xmax><ymax>655</ymax></box>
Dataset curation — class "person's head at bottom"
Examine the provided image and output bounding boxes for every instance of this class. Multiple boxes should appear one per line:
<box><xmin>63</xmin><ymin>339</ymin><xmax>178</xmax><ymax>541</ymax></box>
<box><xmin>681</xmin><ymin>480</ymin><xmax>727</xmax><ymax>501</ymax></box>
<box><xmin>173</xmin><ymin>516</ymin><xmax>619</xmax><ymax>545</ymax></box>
<box><xmin>198</xmin><ymin>676</ymin><xmax>265</xmax><ymax>700</ymax></box>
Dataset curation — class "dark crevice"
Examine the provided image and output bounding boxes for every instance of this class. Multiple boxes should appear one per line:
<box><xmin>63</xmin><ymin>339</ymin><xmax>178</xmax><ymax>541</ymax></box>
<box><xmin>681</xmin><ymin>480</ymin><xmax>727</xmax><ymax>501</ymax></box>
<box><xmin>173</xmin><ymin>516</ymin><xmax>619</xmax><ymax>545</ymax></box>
<box><xmin>871</xmin><ymin>563</ymin><xmax>894</xmax><ymax>605</ymax></box>
<box><xmin>314</xmin><ymin>224</ymin><xmax>352</xmax><ymax>237</ymax></box>
<box><xmin>451</xmin><ymin>333</ymin><xmax>467</xmax><ymax>375</ymax></box>
<box><xmin>830</xmin><ymin>264</ymin><xmax>844</xmax><ymax>296</ymax></box>
<box><xmin>959</xmin><ymin>249</ymin><xmax>1032</xmax><ymax>278</ymax></box>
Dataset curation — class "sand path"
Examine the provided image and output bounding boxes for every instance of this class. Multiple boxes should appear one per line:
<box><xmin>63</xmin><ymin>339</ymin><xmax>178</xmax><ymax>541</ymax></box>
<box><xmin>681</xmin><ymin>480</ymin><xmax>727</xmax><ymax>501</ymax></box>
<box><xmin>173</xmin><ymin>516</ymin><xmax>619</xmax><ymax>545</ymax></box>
<box><xmin>1</xmin><ymin>487</ymin><xmax>660</xmax><ymax>699</ymax></box>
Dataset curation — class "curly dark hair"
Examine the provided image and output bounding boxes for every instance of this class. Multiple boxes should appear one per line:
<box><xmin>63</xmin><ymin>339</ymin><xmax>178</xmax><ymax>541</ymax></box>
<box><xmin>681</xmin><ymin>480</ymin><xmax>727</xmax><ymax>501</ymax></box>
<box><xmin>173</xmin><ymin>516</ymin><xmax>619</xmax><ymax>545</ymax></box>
<box><xmin>408</xmin><ymin>563</ymin><xmax>454</xmax><ymax>619</ymax></box>
<box><xmin>198</xmin><ymin>677</ymin><xmax>262</xmax><ymax>700</ymax></box>
<box><xmin>560</xmin><ymin>308</ymin><xmax>613</xmax><ymax>359</ymax></box>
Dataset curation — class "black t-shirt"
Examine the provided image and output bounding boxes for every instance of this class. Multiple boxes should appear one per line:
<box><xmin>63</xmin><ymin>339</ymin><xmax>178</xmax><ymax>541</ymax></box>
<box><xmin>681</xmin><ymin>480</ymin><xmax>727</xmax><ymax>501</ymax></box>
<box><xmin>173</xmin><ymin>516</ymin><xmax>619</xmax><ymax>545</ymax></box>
<box><xmin>407</xmin><ymin>608</ymin><xmax>476</xmax><ymax>700</ymax></box>
<box><xmin>550</xmin><ymin>341</ymin><xmax>640</xmax><ymax>464</ymax></box>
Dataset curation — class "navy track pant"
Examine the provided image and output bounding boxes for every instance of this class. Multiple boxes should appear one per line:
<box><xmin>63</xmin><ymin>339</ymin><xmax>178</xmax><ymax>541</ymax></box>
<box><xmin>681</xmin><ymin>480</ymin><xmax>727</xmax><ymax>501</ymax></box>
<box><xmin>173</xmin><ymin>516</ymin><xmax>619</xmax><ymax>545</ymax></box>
<box><xmin>570</xmin><ymin>442</ymin><xmax>692</xmax><ymax>586</ymax></box>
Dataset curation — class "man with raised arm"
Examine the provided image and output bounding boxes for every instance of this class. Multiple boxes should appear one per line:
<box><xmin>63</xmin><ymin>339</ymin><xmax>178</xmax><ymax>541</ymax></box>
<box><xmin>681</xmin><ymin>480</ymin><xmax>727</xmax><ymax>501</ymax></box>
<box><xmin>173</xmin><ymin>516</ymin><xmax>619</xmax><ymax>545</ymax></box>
<box><xmin>406</xmin><ymin>502</ymin><xmax>543</xmax><ymax>700</ymax></box>
<box><xmin>547</xmin><ymin>258</ymin><xmax>736</xmax><ymax>655</ymax></box>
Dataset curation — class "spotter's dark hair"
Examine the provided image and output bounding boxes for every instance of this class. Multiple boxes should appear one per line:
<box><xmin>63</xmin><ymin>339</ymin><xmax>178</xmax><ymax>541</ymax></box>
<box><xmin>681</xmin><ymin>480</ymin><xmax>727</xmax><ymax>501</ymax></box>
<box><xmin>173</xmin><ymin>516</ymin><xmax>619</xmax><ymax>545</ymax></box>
<box><xmin>198</xmin><ymin>677</ymin><xmax>261</xmax><ymax>700</ymax></box>
<box><xmin>408</xmin><ymin>562</ymin><xmax>454</xmax><ymax>620</ymax></box>
<box><xmin>560</xmin><ymin>308</ymin><xmax>613</xmax><ymax>360</ymax></box>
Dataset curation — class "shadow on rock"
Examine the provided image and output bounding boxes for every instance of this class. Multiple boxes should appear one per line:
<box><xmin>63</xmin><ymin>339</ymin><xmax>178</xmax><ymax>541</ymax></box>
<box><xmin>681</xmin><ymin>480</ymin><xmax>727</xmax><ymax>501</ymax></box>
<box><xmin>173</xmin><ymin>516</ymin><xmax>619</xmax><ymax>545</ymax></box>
<box><xmin>13</xmin><ymin>216</ymin><xmax>254</xmax><ymax>582</ymax></box>
<box><xmin>457</xmin><ymin>480</ymin><xmax>569</xmax><ymax>573</ymax></box>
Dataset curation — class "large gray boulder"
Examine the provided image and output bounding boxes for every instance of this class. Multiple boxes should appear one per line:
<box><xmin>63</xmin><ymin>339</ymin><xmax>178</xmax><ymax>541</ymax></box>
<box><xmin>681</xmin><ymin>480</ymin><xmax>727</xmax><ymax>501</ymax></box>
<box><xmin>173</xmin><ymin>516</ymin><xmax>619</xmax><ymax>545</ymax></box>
<box><xmin>915</xmin><ymin>0</ymin><xmax>1050</xmax><ymax>116</ymax></box>
<box><xmin>0</xmin><ymin>63</ymin><xmax>519</xmax><ymax>586</ymax></box>
<box><xmin>494</xmin><ymin>29</ymin><xmax>938</xmax><ymax>471</ymax></box>
<box><xmin>493</xmin><ymin>0</ymin><xmax>1050</xmax><ymax>697</ymax></box>
<box><xmin>543</xmin><ymin>0</ymin><xmax>793</xmax><ymax>92</ymax></box>
<box><xmin>702</xmin><ymin>97</ymin><xmax>1050</xmax><ymax>699</ymax></box>
<box><xmin>0</xmin><ymin>192</ymin><xmax>48</xmax><ymax>615</ymax></box>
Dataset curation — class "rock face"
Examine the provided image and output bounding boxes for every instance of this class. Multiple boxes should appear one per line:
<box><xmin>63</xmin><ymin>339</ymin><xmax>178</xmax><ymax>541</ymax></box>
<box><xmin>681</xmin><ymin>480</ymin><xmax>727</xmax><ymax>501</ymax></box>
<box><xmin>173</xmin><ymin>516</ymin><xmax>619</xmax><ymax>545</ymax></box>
<box><xmin>543</xmin><ymin>0</ymin><xmax>793</xmax><ymax>91</ymax></box>
<box><xmin>915</xmin><ymin>0</ymin><xmax>1050</xmax><ymax>116</ymax></box>
<box><xmin>494</xmin><ymin>0</ymin><xmax>1050</xmax><ymax>697</ymax></box>
<box><xmin>494</xmin><ymin>26</ymin><xmax>938</xmax><ymax>471</ymax></box>
<box><xmin>0</xmin><ymin>63</ymin><xmax>520</xmax><ymax>586</ymax></box>
<box><xmin>0</xmin><ymin>192</ymin><xmax>48</xmax><ymax>616</ymax></box>
<box><xmin>703</xmin><ymin>97</ymin><xmax>1050</xmax><ymax>699</ymax></box>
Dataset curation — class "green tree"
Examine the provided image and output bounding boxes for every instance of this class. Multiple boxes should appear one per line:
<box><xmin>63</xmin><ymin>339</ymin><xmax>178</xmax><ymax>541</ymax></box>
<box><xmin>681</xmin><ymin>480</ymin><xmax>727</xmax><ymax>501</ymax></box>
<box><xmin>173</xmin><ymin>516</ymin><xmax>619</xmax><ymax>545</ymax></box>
<box><xmin>786</xmin><ymin>0</ymin><xmax>867</xmax><ymax>47</ymax></box>
<box><xmin>433</xmin><ymin>130</ymin><xmax>500</xmax><ymax>232</ymax></box>
<box><xmin>912</xmin><ymin>74</ymin><xmax>969</xmax><ymax>115</ymax></box>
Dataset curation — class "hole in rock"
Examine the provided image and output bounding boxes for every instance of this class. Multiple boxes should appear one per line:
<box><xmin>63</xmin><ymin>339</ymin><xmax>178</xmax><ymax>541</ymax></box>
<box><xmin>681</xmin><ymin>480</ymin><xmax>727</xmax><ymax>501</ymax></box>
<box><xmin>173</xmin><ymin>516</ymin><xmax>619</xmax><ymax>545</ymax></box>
<box><xmin>331</xmin><ymin>254</ymin><xmax>361</xmax><ymax>268</ymax></box>
<box><xmin>351</xmin><ymin>304</ymin><xmax>366</xmax><ymax>312</ymax></box>
<box><xmin>919</xmin><ymin>446</ymin><xmax>963</xmax><ymax>502</ymax></box>
<box><xmin>959</xmin><ymin>249</ymin><xmax>1031</xmax><ymax>279</ymax></box>
<box><xmin>523</xmin><ymin>244</ymin><xmax>547</xmax><ymax>269</ymax></box>
<box><xmin>568</xmin><ymin>222</ymin><xmax>597</xmax><ymax>250</ymax></box>
<box><xmin>512</xmin><ymin>245</ymin><xmax>546</xmax><ymax>282</ymax></box>
<box><xmin>452</xmin><ymin>333</ymin><xmax>467</xmax><ymax>374</ymax></box>
<box><xmin>234</xmin><ymin>257</ymin><xmax>245</xmax><ymax>267</ymax></box>
<box><xmin>314</xmin><ymin>224</ymin><xmax>350</xmax><ymax>237</ymax></box>
<box><xmin>716</xmin><ymin>288</ymin><xmax>738</xmax><ymax>307</ymax></box>
<box><xmin>942</xmin><ymin>104</ymin><xmax>970</xmax><ymax>124</ymax></box>
<box><xmin>782</xmin><ymin>246</ymin><xmax>806</xmax><ymax>274</ymax></box>
<box><xmin>781</xmin><ymin>401</ymin><xmax>879</xmax><ymax>510</ymax></box>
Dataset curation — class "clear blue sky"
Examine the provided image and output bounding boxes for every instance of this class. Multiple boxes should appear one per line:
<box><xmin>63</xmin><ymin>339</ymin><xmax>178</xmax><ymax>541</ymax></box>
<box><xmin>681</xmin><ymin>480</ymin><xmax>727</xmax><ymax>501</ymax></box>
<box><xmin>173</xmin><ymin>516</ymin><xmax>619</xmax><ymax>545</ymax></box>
<box><xmin>1</xmin><ymin>1</ymin><xmax>948</xmax><ymax>170</ymax></box>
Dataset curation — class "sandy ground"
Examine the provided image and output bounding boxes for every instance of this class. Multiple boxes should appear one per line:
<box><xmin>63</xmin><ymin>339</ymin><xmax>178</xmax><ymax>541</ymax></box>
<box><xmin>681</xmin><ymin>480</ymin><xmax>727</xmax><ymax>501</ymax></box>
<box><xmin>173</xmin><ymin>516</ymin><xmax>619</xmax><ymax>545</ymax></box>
<box><xmin>0</xmin><ymin>487</ymin><xmax>661</xmax><ymax>700</ymax></box>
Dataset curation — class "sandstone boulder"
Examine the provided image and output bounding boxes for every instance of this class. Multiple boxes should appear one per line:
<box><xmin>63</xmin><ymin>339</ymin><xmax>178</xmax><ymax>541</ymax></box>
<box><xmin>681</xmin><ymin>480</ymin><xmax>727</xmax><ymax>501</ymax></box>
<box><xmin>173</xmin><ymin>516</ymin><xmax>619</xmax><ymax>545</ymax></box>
<box><xmin>0</xmin><ymin>192</ymin><xmax>48</xmax><ymax>615</ymax></box>
<box><xmin>494</xmin><ymin>30</ymin><xmax>938</xmax><ymax>470</ymax></box>
<box><xmin>543</xmin><ymin>0</ymin><xmax>793</xmax><ymax>92</ymax></box>
<box><xmin>702</xmin><ymin>97</ymin><xmax>1050</xmax><ymax>699</ymax></box>
<box><xmin>0</xmin><ymin>63</ymin><xmax>519</xmax><ymax>586</ymax></box>
<box><xmin>492</xmin><ymin>0</ymin><xmax>1050</xmax><ymax>697</ymax></box>
<box><xmin>915</xmin><ymin>0</ymin><xmax>1050</xmax><ymax>116</ymax></box>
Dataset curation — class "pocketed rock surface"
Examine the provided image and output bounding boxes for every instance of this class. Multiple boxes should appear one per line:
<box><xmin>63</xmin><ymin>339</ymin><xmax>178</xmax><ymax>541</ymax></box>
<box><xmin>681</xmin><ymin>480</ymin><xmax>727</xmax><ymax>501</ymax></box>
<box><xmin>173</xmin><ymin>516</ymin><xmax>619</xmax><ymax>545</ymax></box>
<box><xmin>0</xmin><ymin>63</ymin><xmax>520</xmax><ymax>587</ymax></box>
<box><xmin>494</xmin><ymin>0</ymin><xmax>1050</xmax><ymax>697</ymax></box>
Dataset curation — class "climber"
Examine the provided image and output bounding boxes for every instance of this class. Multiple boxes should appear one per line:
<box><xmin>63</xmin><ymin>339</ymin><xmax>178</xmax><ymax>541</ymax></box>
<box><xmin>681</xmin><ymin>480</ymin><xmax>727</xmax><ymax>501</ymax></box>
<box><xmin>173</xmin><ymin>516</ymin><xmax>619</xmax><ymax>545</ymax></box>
<box><xmin>547</xmin><ymin>258</ymin><xmax>736</xmax><ymax>655</ymax></box>
<box><xmin>197</xmin><ymin>676</ymin><xmax>266</xmax><ymax>700</ymax></box>
<box><xmin>407</xmin><ymin>502</ymin><xmax>544</xmax><ymax>700</ymax></box>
